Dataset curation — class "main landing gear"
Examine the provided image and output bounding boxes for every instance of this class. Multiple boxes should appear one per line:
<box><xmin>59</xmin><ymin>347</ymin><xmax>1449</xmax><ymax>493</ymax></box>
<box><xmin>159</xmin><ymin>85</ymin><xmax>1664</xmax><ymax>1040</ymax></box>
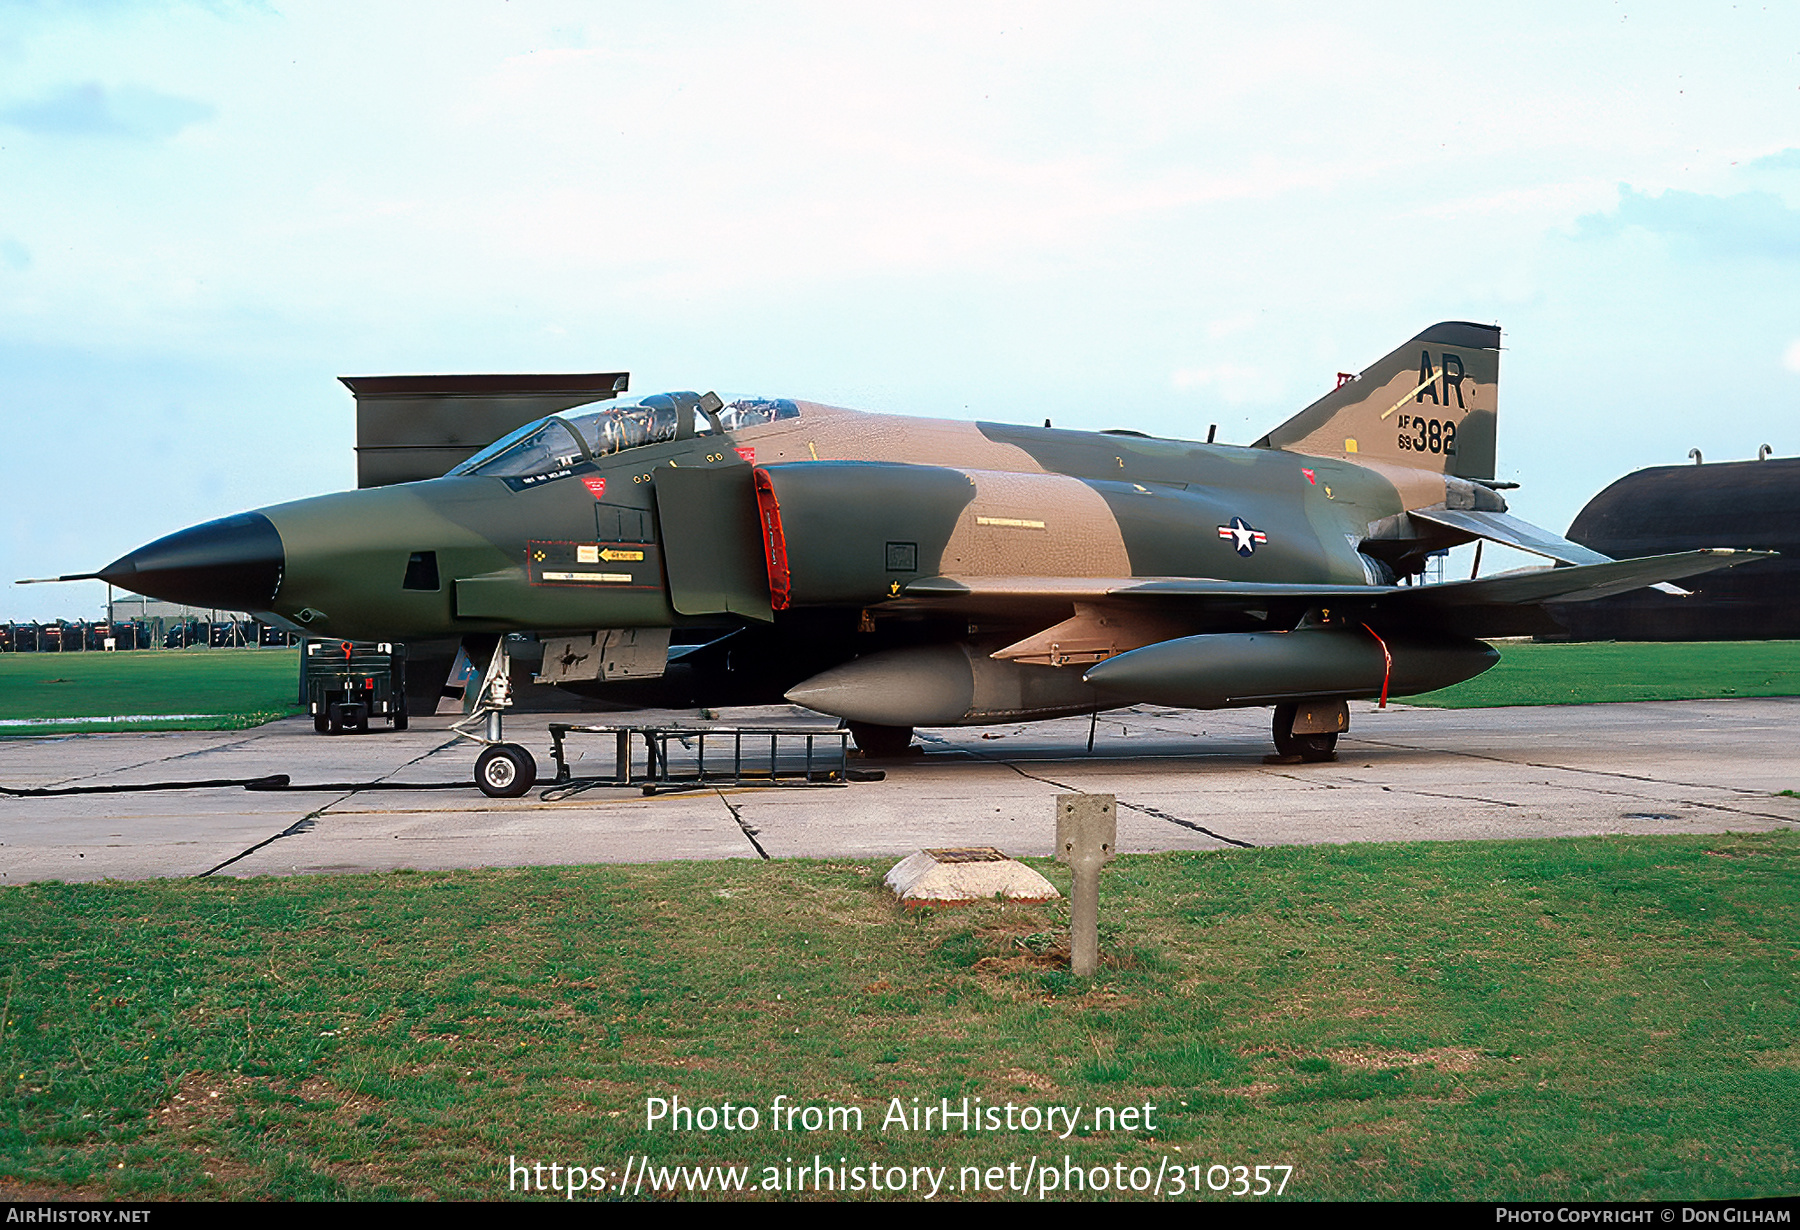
<box><xmin>1269</xmin><ymin>701</ymin><xmax>1345</xmax><ymax>764</ymax></box>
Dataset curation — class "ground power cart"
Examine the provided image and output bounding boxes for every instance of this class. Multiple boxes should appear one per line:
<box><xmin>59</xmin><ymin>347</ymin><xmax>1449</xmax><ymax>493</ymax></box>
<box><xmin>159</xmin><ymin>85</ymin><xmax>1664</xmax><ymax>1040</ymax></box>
<box><xmin>302</xmin><ymin>639</ymin><xmax>408</xmax><ymax>734</ymax></box>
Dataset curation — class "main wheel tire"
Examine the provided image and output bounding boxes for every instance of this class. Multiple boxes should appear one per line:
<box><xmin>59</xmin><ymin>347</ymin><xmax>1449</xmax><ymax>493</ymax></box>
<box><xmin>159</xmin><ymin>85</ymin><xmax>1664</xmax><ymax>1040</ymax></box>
<box><xmin>1272</xmin><ymin>703</ymin><xmax>1338</xmax><ymax>762</ymax></box>
<box><xmin>475</xmin><ymin>743</ymin><xmax>538</xmax><ymax>799</ymax></box>
<box><xmin>848</xmin><ymin>722</ymin><xmax>914</xmax><ymax>758</ymax></box>
<box><xmin>313</xmin><ymin>712</ymin><xmax>330</xmax><ymax>734</ymax></box>
<box><xmin>1295</xmin><ymin>731</ymin><xmax>1338</xmax><ymax>762</ymax></box>
<box><xmin>326</xmin><ymin>703</ymin><xmax>345</xmax><ymax>735</ymax></box>
<box><xmin>392</xmin><ymin>701</ymin><xmax>408</xmax><ymax>731</ymax></box>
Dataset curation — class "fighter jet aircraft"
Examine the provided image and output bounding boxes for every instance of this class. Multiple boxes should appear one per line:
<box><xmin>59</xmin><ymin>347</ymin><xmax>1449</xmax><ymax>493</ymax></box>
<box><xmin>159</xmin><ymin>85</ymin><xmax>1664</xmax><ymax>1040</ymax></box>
<box><xmin>38</xmin><ymin>322</ymin><xmax>1765</xmax><ymax>793</ymax></box>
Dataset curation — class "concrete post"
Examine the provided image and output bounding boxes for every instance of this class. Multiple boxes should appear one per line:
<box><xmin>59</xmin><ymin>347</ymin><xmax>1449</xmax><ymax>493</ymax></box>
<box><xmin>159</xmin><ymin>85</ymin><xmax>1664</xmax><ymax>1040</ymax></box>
<box><xmin>1055</xmin><ymin>793</ymin><xmax>1116</xmax><ymax>977</ymax></box>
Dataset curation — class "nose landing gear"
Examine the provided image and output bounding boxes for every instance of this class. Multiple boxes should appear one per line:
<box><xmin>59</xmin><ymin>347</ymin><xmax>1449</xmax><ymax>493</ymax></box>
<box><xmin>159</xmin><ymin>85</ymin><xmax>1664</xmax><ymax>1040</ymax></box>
<box><xmin>452</xmin><ymin>636</ymin><xmax>540</xmax><ymax>798</ymax></box>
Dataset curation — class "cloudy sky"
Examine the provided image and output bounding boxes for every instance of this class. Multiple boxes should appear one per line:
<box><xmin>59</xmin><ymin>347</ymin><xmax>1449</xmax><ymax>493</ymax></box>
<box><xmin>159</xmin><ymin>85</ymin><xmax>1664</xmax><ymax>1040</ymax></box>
<box><xmin>3</xmin><ymin>1</ymin><xmax>1797</xmax><ymax>620</ymax></box>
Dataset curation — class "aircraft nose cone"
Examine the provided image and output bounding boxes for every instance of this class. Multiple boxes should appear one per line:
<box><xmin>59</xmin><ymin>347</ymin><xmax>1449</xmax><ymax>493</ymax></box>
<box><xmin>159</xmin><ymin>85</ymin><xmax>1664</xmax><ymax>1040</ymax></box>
<box><xmin>98</xmin><ymin>512</ymin><xmax>285</xmax><ymax>610</ymax></box>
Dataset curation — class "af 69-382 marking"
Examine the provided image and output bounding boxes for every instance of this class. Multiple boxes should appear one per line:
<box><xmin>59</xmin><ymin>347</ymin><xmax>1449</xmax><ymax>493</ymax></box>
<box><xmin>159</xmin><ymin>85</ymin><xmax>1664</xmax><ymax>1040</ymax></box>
<box><xmin>1395</xmin><ymin>413</ymin><xmax>1458</xmax><ymax>456</ymax></box>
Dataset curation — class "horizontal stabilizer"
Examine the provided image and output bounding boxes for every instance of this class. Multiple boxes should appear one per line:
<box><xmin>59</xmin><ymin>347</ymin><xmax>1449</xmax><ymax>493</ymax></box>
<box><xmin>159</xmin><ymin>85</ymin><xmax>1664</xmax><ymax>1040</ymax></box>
<box><xmin>1406</xmin><ymin>507</ymin><xmax>1612</xmax><ymax>566</ymax></box>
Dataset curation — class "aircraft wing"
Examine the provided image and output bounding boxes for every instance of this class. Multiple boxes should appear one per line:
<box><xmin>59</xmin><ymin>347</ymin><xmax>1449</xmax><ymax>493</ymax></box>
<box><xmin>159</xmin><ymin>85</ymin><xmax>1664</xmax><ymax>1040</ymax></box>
<box><xmin>896</xmin><ymin>575</ymin><xmax>1398</xmax><ymax>622</ymax></box>
<box><xmin>897</xmin><ymin>550</ymin><xmax>1774</xmax><ymax>639</ymax></box>
<box><xmin>1371</xmin><ymin>549</ymin><xmax>1775</xmax><ymax>637</ymax></box>
<box><xmin>900</xmin><ymin>576</ymin><xmax>1394</xmax><ymax>602</ymax></box>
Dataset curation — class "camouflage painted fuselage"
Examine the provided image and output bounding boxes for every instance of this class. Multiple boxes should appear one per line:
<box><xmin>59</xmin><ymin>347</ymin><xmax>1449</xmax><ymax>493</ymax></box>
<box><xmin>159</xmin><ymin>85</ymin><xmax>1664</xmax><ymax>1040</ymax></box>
<box><xmin>86</xmin><ymin>322</ymin><xmax>1757</xmax><ymax>727</ymax></box>
<box><xmin>255</xmin><ymin>405</ymin><xmax>1445</xmax><ymax>641</ymax></box>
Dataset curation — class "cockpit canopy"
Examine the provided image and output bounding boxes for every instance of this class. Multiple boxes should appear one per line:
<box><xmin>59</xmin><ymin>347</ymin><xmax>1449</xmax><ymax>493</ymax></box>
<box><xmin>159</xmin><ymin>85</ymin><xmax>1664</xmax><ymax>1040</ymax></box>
<box><xmin>446</xmin><ymin>394</ymin><xmax>801</xmax><ymax>478</ymax></box>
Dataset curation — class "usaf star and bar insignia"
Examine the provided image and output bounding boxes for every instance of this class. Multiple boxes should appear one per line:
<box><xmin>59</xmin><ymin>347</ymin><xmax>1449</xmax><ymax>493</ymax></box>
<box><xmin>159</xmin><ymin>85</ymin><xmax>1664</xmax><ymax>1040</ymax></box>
<box><xmin>1218</xmin><ymin>516</ymin><xmax>1268</xmax><ymax>557</ymax></box>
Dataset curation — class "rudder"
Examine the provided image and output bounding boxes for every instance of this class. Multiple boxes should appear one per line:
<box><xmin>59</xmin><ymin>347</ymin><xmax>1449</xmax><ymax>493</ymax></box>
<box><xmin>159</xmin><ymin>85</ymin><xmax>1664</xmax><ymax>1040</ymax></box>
<box><xmin>1254</xmin><ymin>321</ymin><xmax>1499</xmax><ymax>481</ymax></box>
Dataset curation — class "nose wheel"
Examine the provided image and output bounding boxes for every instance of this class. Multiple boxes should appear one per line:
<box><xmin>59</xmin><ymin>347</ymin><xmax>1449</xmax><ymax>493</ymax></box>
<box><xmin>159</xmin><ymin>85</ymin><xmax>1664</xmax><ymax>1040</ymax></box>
<box><xmin>475</xmin><ymin>743</ymin><xmax>538</xmax><ymax>798</ymax></box>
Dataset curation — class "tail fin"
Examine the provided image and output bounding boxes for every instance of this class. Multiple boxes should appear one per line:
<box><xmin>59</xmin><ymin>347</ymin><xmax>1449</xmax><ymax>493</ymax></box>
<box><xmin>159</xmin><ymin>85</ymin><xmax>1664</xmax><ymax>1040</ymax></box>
<box><xmin>1253</xmin><ymin>322</ymin><xmax>1499</xmax><ymax>481</ymax></box>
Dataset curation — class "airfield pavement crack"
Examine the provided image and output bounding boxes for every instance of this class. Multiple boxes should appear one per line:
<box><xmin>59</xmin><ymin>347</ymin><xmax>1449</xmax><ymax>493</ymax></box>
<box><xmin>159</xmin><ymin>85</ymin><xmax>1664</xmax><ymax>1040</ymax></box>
<box><xmin>1343</xmin><ymin>733</ymin><xmax>1785</xmax><ymax>798</ymax></box>
<box><xmin>917</xmin><ymin>735</ymin><xmax>1257</xmax><ymax>849</ymax></box>
<box><xmin>1380</xmin><ymin>780</ymin><xmax>1799</xmax><ymax>828</ymax></box>
<box><xmin>1354</xmin><ymin>740</ymin><xmax>1800</xmax><ymax>826</ymax></box>
<box><xmin>192</xmin><ymin>736</ymin><xmax>464</xmax><ymax>877</ymax></box>
<box><xmin>1647</xmin><ymin>799</ymin><xmax>1799</xmax><ymax>825</ymax></box>
<box><xmin>38</xmin><ymin>732</ymin><xmax>267</xmax><ymax>789</ymax></box>
<box><xmin>1255</xmin><ymin>768</ymin><xmax>1349</xmax><ymax>787</ymax></box>
<box><xmin>1383</xmin><ymin>786</ymin><xmax>1527</xmax><ymax>809</ymax></box>
<box><xmin>159</xmin><ymin>735</ymin><xmax>265</xmax><ymax>763</ymax></box>
<box><xmin>194</xmin><ymin>802</ymin><xmax>340</xmax><ymax>878</ymax></box>
<box><xmin>710</xmin><ymin>787</ymin><xmax>770</xmax><ymax>860</ymax></box>
<box><xmin>1353</xmin><ymin>734</ymin><xmax>1800</xmax><ymax>832</ymax></box>
<box><xmin>1494</xmin><ymin>777</ymin><xmax>1800</xmax><ymax>826</ymax></box>
<box><xmin>1114</xmin><ymin>799</ymin><xmax>1257</xmax><ymax>848</ymax></box>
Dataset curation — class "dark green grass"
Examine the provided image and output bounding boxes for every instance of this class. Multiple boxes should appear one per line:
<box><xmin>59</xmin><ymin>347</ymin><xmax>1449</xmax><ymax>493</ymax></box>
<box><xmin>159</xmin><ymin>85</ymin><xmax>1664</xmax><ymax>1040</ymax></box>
<box><xmin>0</xmin><ymin>648</ymin><xmax>301</xmax><ymax>735</ymax></box>
<box><xmin>1</xmin><ymin>833</ymin><xmax>1794</xmax><ymax>1200</ymax></box>
<box><xmin>1410</xmin><ymin>639</ymin><xmax>1800</xmax><ymax>707</ymax></box>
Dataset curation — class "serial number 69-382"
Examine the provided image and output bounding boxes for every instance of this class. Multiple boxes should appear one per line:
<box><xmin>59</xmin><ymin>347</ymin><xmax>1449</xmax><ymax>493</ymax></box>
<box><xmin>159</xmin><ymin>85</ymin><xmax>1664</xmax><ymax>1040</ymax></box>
<box><xmin>1396</xmin><ymin>413</ymin><xmax>1457</xmax><ymax>456</ymax></box>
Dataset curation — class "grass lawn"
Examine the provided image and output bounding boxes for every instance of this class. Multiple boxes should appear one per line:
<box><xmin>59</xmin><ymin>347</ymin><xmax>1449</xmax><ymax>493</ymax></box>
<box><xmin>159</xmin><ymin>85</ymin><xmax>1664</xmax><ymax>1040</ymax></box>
<box><xmin>0</xmin><ymin>832</ymin><xmax>1794</xmax><ymax>1201</ymax></box>
<box><xmin>1410</xmin><ymin>639</ymin><xmax>1800</xmax><ymax>707</ymax></box>
<box><xmin>0</xmin><ymin>648</ymin><xmax>302</xmax><ymax>735</ymax></box>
